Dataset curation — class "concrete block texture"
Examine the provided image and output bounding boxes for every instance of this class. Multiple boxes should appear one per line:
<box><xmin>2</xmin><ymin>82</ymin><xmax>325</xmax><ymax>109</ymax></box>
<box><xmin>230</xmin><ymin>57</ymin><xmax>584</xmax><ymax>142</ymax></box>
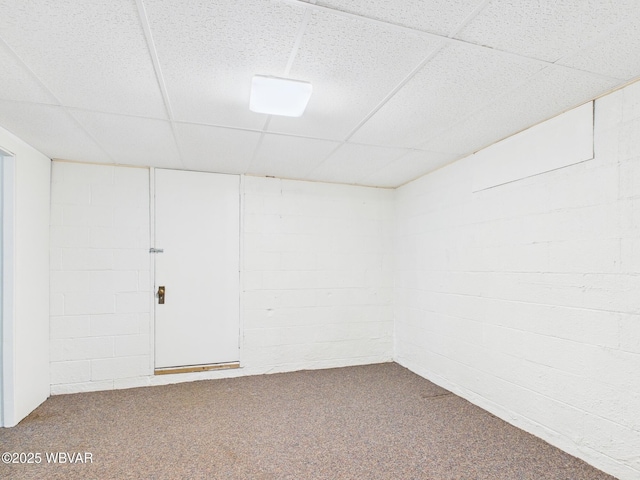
<box><xmin>242</xmin><ymin>176</ymin><xmax>395</xmax><ymax>370</ymax></box>
<box><xmin>50</xmin><ymin>165</ymin><xmax>394</xmax><ymax>394</ymax></box>
<box><xmin>50</xmin><ymin>163</ymin><xmax>151</xmax><ymax>389</ymax></box>
<box><xmin>394</xmin><ymin>92</ymin><xmax>640</xmax><ymax>480</ymax></box>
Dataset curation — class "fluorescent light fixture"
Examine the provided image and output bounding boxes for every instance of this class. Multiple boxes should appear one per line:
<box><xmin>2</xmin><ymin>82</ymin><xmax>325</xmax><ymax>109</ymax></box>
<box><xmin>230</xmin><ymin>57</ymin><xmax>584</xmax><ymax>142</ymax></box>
<box><xmin>250</xmin><ymin>75</ymin><xmax>312</xmax><ymax>117</ymax></box>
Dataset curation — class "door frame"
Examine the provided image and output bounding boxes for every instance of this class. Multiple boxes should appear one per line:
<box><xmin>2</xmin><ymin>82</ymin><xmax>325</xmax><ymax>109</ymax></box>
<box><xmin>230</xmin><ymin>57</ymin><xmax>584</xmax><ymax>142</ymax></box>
<box><xmin>148</xmin><ymin>168</ymin><xmax>244</xmax><ymax>372</ymax></box>
<box><xmin>147</xmin><ymin>167</ymin><xmax>156</xmax><ymax>376</ymax></box>
<box><xmin>0</xmin><ymin>149</ymin><xmax>16</xmax><ymax>427</ymax></box>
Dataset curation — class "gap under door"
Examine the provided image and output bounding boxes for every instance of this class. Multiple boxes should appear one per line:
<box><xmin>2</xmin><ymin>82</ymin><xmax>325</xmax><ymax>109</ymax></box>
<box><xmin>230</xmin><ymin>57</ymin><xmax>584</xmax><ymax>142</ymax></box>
<box><xmin>153</xmin><ymin>168</ymin><xmax>240</xmax><ymax>372</ymax></box>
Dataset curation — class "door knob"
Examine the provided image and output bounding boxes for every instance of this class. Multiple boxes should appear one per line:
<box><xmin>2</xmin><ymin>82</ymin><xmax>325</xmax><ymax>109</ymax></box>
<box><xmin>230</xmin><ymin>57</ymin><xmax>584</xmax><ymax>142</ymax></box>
<box><xmin>158</xmin><ymin>286</ymin><xmax>165</xmax><ymax>304</ymax></box>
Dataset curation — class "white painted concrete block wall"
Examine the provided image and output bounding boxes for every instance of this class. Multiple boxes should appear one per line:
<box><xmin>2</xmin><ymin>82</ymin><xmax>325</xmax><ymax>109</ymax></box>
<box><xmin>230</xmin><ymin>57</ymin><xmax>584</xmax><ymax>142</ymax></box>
<box><xmin>50</xmin><ymin>166</ymin><xmax>393</xmax><ymax>391</ymax></box>
<box><xmin>49</xmin><ymin>163</ymin><xmax>151</xmax><ymax>394</ymax></box>
<box><xmin>241</xmin><ymin>176</ymin><xmax>394</xmax><ymax>372</ymax></box>
<box><xmin>394</xmin><ymin>85</ymin><xmax>640</xmax><ymax>480</ymax></box>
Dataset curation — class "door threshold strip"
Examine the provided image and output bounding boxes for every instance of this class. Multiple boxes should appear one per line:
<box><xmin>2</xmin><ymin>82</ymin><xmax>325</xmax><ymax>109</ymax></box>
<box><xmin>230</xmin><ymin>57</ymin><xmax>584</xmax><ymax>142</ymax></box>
<box><xmin>154</xmin><ymin>362</ymin><xmax>240</xmax><ymax>375</ymax></box>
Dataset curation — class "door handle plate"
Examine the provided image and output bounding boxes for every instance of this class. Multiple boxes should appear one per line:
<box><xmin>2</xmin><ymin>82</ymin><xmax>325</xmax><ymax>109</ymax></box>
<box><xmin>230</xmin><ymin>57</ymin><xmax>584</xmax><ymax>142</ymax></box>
<box><xmin>158</xmin><ymin>286</ymin><xmax>165</xmax><ymax>304</ymax></box>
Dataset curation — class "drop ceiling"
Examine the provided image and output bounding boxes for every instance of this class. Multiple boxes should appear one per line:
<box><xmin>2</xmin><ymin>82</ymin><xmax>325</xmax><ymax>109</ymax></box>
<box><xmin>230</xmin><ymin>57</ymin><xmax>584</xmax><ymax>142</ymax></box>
<box><xmin>1</xmin><ymin>0</ymin><xmax>639</xmax><ymax>188</ymax></box>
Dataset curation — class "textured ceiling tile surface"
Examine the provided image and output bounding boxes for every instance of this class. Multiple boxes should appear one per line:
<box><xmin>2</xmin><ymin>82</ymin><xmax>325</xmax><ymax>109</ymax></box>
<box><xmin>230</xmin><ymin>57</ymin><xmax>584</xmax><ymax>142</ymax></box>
<box><xmin>0</xmin><ymin>42</ymin><xmax>58</xmax><ymax>104</ymax></box>
<box><xmin>350</xmin><ymin>43</ymin><xmax>545</xmax><ymax>148</ymax></box>
<box><xmin>175</xmin><ymin>123</ymin><xmax>262</xmax><ymax>174</ymax></box>
<box><xmin>144</xmin><ymin>0</ymin><xmax>304</xmax><ymax>129</ymax></box>
<box><xmin>267</xmin><ymin>9</ymin><xmax>439</xmax><ymax>140</ymax></box>
<box><xmin>70</xmin><ymin>110</ymin><xmax>182</xmax><ymax>168</ymax></box>
<box><xmin>456</xmin><ymin>0</ymin><xmax>640</xmax><ymax>62</ymax></box>
<box><xmin>0</xmin><ymin>0</ymin><xmax>167</xmax><ymax>118</ymax></box>
<box><xmin>359</xmin><ymin>149</ymin><xmax>458</xmax><ymax>187</ymax></box>
<box><xmin>0</xmin><ymin>1</ymin><xmax>639</xmax><ymax>186</ymax></box>
<box><xmin>0</xmin><ymin>101</ymin><xmax>112</xmax><ymax>163</ymax></box>
<box><xmin>301</xmin><ymin>0</ymin><xmax>485</xmax><ymax>36</ymax></box>
<box><xmin>247</xmin><ymin>133</ymin><xmax>340</xmax><ymax>179</ymax></box>
<box><xmin>309</xmin><ymin>143</ymin><xmax>408</xmax><ymax>185</ymax></box>
<box><xmin>558</xmin><ymin>17</ymin><xmax>640</xmax><ymax>81</ymax></box>
<box><xmin>419</xmin><ymin>66</ymin><xmax>619</xmax><ymax>155</ymax></box>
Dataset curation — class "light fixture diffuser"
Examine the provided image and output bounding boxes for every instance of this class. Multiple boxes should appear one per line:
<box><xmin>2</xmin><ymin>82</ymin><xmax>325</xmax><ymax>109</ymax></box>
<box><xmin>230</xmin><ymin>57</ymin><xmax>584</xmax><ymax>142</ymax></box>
<box><xmin>250</xmin><ymin>75</ymin><xmax>312</xmax><ymax>117</ymax></box>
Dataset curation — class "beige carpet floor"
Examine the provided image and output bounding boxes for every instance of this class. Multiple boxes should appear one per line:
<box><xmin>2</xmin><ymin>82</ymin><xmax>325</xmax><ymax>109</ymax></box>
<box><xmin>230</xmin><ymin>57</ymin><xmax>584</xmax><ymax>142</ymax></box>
<box><xmin>0</xmin><ymin>363</ymin><xmax>615</xmax><ymax>479</ymax></box>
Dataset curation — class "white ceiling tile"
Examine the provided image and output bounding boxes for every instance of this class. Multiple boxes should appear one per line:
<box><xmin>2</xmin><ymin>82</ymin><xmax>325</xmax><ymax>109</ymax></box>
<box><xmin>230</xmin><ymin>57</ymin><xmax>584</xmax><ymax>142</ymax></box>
<box><xmin>143</xmin><ymin>0</ymin><xmax>305</xmax><ymax>129</ymax></box>
<box><xmin>0</xmin><ymin>101</ymin><xmax>112</xmax><ymax>163</ymax></box>
<box><xmin>350</xmin><ymin>43</ymin><xmax>545</xmax><ymax>148</ymax></box>
<box><xmin>558</xmin><ymin>18</ymin><xmax>640</xmax><ymax>81</ymax></box>
<box><xmin>267</xmin><ymin>9</ymin><xmax>440</xmax><ymax>140</ymax></box>
<box><xmin>360</xmin><ymin>150</ymin><xmax>459</xmax><ymax>188</ymax></box>
<box><xmin>174</xmin><ymin>123</ymin><xmax>262</xmax><ymax>174</ymax></box>
<box><xmin>0</xmin><ymin>41</ymin><xmax>57</xmax><ymax>104</ymax></box>
<box><xmin>0</xmin><ymin>0</ymin><xmax>167</xmax><ymax>118</ymax></box>
<box><xmin>309</xmin><ymin>143</ymin><xmax>408</xmax><ymax>185</ymax></box>
<box><xmin>303</xmin><ymin>0</ymin><xmax>485</xmax><ymax>36</ymax></box>
<box><xmin>456</xmin><ymin>0</ymin><xmax>640</xmax><ymax>62</ymax></box>
<box><xmin>248</xmin><ymin>134</ymin><xmax>340</xmax><ymax>180</ymax></box>
<box><xmin>69</xmin><ymin>110</ymin><xmax>182</xmax><ymax>168</ymax></box>
<box><xmin>419</xmin><ymin>66</ymin><xmax>620</xmax><ymax>156</ymax></box>
<box><xmin>0</xmin><ymin>1</ymin><xmax>638</xmax><ymax>188</ymax></box>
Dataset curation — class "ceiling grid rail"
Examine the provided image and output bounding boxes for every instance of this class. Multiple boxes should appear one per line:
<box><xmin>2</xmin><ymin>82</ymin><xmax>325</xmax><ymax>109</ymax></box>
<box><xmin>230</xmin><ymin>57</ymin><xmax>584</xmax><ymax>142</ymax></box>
<box><xmin>410</xmin><ymin>58</ymin><xmax>622</xmax><ymax>155</ymax></box>
<box><xmin>247</xmin><ymin>1</ymin><xmax>315</xmax><ymax>174</ymax></box>
<box><xmin>278</xmin><ymin>0</ymin><xmax>573</xmax><ymax>68</ymax></box>
<box><xmin>306</xmin><ymin>0</ymin><xmax>493</xmax><ymax>179</ymax></box>
<box><xmin>135</xmin><ymin>0</ymin><xmax>187</xmax><ymax>169</ymax></box>
<box><xmin>0</xmin><ymin>37</ymin><xmax>116</xmax><ymax>164</ymax></box>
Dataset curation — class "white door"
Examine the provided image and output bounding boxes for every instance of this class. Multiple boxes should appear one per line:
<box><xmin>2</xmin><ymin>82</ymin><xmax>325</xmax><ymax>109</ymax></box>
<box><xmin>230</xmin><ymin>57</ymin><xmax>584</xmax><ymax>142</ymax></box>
<box><xmin>154</xmin><ymin>169</ymin><xmax>240</xmax><ymax>369</ymax></box>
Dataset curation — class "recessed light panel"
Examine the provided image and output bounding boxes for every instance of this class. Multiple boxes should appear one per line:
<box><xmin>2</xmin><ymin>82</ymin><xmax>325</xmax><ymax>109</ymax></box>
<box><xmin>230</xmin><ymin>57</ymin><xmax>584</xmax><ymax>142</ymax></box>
<box><xmin>250</xmin><ymin>75</ymin><xmax>312</xmax><ymax>117</ymax></box>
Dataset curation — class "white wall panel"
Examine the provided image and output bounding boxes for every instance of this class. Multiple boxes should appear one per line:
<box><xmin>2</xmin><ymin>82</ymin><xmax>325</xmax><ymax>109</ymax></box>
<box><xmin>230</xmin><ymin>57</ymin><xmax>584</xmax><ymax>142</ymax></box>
<box><xmin>394</xmin><ymin>80</ymin><xmax>640</xmax><ymax>480</ymax></box>
<box><xmin>472</xmin><ymin>102</ymin><xmax>594</xmax><ymax>191</ymax></box>
<box><xmin>0</xmin><ymin>126</ymin><xmax>50</xmax><ymax>427</ymax></box>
